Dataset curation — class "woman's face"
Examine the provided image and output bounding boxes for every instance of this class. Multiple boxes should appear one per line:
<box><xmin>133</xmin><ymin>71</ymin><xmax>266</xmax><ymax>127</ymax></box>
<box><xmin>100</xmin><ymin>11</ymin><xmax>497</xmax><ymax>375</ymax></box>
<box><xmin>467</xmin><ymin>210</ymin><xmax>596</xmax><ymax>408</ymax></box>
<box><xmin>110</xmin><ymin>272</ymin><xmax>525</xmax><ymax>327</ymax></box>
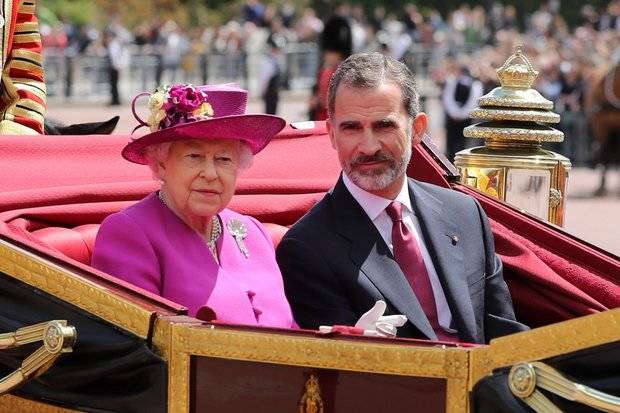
<box><xmin>159</xmin><ymin>139</ymin><xmax>240</xmax><ymax>230</ymax></box>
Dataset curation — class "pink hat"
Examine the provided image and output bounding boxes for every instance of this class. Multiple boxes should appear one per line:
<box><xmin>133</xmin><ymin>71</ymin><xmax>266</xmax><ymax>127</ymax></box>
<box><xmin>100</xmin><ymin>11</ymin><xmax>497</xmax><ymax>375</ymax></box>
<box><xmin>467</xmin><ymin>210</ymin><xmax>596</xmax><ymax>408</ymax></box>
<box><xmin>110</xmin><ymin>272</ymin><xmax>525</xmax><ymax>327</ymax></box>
<box><xmin>122</xmin><ymin>83</ymin><xmax>286</xmax><ymax>164</ymax></box>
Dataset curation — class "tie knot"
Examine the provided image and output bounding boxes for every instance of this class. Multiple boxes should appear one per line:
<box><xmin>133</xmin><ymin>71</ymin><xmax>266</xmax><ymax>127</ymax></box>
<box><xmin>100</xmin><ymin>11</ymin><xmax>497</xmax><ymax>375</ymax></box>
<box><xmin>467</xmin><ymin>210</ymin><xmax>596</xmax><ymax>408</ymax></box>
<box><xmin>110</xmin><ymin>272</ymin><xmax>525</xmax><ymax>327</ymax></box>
<box><xmin>386</xmin><ymin>201</ymin><xmax>404</xmax><ymax>223</ymax></box>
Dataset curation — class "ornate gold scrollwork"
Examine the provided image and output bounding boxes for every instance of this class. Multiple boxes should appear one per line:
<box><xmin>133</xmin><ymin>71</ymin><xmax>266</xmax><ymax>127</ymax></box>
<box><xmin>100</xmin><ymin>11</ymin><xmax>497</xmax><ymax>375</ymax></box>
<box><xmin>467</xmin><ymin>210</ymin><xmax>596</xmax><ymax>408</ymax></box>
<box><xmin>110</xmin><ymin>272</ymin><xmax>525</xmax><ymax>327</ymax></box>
<box><xmin>509</xmin><ymin>362</ymin><xmax>620</xmax><ymax>413</ymax></box>
<box><xmin>548</xmin><ymin>188</ymin><xmax>562</xmax><ymax>208</ymax></box>
<box><xmin>299</xmin><ymin>374</ymin><xmax>324</xmax><ymax>413</ymax></box>
<box><xmin>0</xmin><ymin>320</ymin><xmax>77</xmax><ymax>395</ymax></box>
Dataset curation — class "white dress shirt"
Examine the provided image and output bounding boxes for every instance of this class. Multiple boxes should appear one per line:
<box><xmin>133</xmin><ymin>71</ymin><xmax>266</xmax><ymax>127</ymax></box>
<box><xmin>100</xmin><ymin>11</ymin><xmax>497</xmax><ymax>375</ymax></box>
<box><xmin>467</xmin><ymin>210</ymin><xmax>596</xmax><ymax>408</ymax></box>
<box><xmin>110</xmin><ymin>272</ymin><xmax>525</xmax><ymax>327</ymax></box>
<box><xmin>342</xmin><ymin>173</ymin><xmax>456</xmax><ymax>333</ymax></box>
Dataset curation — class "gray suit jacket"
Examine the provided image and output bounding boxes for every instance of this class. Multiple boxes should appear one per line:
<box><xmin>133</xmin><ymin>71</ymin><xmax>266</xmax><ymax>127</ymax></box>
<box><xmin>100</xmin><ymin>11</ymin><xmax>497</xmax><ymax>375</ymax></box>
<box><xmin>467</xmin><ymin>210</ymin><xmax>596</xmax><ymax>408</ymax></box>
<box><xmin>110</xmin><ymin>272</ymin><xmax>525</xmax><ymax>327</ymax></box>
<box><xmin>276</xmin><ymin>176</ymin><xmax>527</xmax><ymax>343</ymax></box>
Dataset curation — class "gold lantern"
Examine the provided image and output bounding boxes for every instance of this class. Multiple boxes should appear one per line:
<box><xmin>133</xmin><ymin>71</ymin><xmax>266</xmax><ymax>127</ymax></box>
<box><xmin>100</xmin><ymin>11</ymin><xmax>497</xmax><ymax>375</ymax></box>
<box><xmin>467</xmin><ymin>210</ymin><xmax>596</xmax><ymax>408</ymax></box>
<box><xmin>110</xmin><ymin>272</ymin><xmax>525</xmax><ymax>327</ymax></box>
<box><xmin>454</xmin><ymin>46</ymin><xmax>571</xmax><ymax>226</ymax></box>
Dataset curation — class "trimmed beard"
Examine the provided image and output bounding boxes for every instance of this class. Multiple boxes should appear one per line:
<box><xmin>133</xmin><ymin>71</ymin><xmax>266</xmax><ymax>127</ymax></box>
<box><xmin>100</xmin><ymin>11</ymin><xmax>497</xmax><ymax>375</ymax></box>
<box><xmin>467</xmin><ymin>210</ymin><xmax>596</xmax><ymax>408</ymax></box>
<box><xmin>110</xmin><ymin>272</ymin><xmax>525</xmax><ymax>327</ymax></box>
<box><xmin>344</xmin><ymin>135</ymin><xmax>412</xmax><ymax>193</ymax></box>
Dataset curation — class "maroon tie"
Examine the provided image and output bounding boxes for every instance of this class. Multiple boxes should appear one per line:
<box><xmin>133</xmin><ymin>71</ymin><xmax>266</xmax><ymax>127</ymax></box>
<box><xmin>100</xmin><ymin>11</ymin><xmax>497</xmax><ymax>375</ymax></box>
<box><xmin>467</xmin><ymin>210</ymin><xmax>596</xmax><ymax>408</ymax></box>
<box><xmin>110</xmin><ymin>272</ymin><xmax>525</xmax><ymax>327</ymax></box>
<box><xmin>385</xmin><ymin>201</ymin><xmax>457</xmax><ymax>342</ymax></box>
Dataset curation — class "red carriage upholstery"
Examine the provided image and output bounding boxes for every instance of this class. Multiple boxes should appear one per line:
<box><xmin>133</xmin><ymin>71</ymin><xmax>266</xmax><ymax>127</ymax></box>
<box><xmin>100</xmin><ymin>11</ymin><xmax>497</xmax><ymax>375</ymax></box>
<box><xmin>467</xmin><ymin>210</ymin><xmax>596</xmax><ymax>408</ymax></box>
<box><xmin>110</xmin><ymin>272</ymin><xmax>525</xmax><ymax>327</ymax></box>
<box><xmin>0</xmin><ymin>125</ymin><xmax>618</xmax><ymax>332</ymax></box>
<box><xmin>32</xmin><ymin>224</ymin><xmax>99</xmax><ymax>265</ymax></box>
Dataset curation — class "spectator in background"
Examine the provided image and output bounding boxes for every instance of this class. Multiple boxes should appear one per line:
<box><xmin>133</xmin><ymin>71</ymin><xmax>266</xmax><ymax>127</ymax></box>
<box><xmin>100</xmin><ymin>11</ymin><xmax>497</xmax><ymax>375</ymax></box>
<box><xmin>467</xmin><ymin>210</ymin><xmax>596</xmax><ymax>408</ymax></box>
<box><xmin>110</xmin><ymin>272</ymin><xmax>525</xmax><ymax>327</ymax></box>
<box><xmin>280</xmin><ymin>1</ymin><xmax>296</xmax><ymax>28</ymax></box>
<box><xmin>103</xmin><ymin>28</ymin><xmax>129</xmax><ymax>106</ymax></box>
<box><xmin>350</xmin><ymin>5</ymin><xmax>368</xmax><ymax>53</ymax></box>
<box><xmin>554</xmin><ymin>61</ymin><xmax>586</xmax><ymax>161</ymax></box>
<box><xmin>441</xmin><ymin>62</ymin><xmax>483</xmax><ymax>160</ymax></box>
<box><xmin>539</xmin><ymin>65</ymin><xmax>563</xmax><ymax>103</ymax></box>
<box><xmin>597</xmin><ymin>1</ymin><xmax>620</xmax><ymax>31</ymax></box>
<box><xmin>402</xmin><ymin>4</ymin><xmax>420</xmax><ymax>41</ymax></box>
<box><xmin>295</xmin><ymin>8</ymin><xmax>323</xmax><ymax>42</ymax></box>
<box><xmin>133</xmin><ymin>22</ymin><xmax>153</xmax><ymax>49</ymax></box>
<box><xmin>64</xmin><ymin>21</ymin><xmax>96</xmax><ymax>98</ymax></box>
<box><xmin>308</xmin><ymin>14</ymin><xmax>352</xmax><ymax>120</ymax></box>
<box><xmin>369</xmin><ymin>6</ymin><xmax>386</xmax><ymax>34</ymax></box>
<box><xmin>383</xmin><ymin>13</ymin><xmax>412</xmax><ymax>61</ymax></box>
<box><xmin>181</xmin><ymin>28</ymin><xmax>209</xmax><ymax>83</ymax></box>
<box><xmin>156</xmin><ymin>20</ymin><xmax>188</xmax><ymax>85</ymax></box>
<box><xmin>41</xmin><ymin>21</ymin><xmax>68</xmax><ymax>49</ymax></box>
<box><xmin>258</xmin><ymin>31</ymin><xmax>286</xmax><ymax>114</ymax></box>
<box><xmin>243</xmin><ymin>0</ymin><xmax>266</xmax><ymax>26</ymax></box>
<box><xmin>558</xmin><ymin>62</ymin><xmax>585</xmax><ymax>114</ymax></box>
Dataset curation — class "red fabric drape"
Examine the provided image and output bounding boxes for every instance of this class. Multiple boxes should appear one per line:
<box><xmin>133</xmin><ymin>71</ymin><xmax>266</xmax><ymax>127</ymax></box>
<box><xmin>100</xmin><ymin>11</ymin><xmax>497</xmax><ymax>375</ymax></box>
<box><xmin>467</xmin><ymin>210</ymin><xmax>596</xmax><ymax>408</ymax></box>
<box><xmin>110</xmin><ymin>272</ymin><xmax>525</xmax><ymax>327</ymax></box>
<box><xmin>0</xmin><ymin>128</ymin><xmax>618</xmax><ymax>329</ymax></box>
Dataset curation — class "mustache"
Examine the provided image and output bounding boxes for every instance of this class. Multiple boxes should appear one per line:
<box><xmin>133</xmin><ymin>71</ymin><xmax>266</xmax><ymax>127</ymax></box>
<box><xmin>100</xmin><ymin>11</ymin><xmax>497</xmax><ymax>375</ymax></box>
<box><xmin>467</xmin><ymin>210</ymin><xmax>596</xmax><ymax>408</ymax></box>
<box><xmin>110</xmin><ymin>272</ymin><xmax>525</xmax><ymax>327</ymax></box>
<box><xmin>350</xmin><ymin>152</ymin><xmax>395</xmax><ymax>166</ymax></box>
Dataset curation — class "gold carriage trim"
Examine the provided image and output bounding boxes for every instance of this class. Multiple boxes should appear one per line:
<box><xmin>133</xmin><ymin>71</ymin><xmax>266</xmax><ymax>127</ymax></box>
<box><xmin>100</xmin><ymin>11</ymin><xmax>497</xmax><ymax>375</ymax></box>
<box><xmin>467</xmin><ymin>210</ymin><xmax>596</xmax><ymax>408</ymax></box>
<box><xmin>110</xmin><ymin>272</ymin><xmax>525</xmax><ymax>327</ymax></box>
<box><xmin>0</xmin><ymin>239</ymin><xmax>155</xmax><ymax>338</ymax></box>
<box><xmin>153</xmin><ymin>317</ymin><xmax>471</xmax><ymax>413</ymax></box>
<box><xmin>299</xmin><ymin>374</ymin><xmax>324</xmax><ymax>413</ymax></box>
<box><xmin>478</xmin><ymin>92</ymin><xmax>554</xmax><ymax>110</ymax></box>
<box><xmin>0</xmin><ymin>395</ymin><xmax>81</xmax><ymax>413</ymax></box>
<box><xmin>463</xmin><ymin>125</ymin><xmax>564</xmax><ymax>142</ymax></box>
<box><xmin>0</xmin><ymin>320</ymin><xmax>76</xmax><ymax>395</ymax></box>
<box><xmin>456</xmin><ymin>45</ymin><xmax>571</xmax><ymax>226</ymax></box>
<box><xmin>509</xmin><ymin>362</ymin><xmax>620</xmax><ymax>413</ymax></box>
<box><xmin>469</xmin><ymin>108</ymin><xmax>560</xmax><ymax>124</ymax></box>
<box><xmin>496</xmin><ymin>46</ymin><xmax>539</xmax><ymax>88</ymax></box>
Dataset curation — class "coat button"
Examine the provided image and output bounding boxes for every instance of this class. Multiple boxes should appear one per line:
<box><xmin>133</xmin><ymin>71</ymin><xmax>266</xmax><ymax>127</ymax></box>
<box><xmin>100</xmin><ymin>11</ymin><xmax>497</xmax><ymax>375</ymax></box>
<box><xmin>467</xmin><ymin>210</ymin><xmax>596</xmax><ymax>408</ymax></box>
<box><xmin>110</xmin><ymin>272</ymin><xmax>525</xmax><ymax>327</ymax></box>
<box><xmin>253</xmin><ymin>307</ymin><xmax>263</xmax><ymax>320</ymax></box>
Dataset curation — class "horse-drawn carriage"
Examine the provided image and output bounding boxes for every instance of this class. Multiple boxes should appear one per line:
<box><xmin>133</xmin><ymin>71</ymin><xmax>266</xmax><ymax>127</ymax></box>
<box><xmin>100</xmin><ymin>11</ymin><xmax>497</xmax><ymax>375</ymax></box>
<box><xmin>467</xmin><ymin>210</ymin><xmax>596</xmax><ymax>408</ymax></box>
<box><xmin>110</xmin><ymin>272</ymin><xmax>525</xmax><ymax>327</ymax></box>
<box><xmin>0</xmin><ymin>119</ymin><xmax>618</xmax><ymax>412</ymax></box>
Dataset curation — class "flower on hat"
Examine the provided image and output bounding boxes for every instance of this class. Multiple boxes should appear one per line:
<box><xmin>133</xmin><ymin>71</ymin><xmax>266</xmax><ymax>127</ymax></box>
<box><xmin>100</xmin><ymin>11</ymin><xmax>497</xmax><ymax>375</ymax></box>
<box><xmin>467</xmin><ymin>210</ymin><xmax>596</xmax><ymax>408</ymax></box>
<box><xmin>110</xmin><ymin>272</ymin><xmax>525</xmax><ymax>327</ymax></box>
<box><xmin>146</xmin><ymin>84</ymin><xmax>214</xmax><ymax>132</ymax></box>
<box><xmin>194</xmin><ymin>102</ymin><xmax>214</xmax><ymax>118</ymax></box>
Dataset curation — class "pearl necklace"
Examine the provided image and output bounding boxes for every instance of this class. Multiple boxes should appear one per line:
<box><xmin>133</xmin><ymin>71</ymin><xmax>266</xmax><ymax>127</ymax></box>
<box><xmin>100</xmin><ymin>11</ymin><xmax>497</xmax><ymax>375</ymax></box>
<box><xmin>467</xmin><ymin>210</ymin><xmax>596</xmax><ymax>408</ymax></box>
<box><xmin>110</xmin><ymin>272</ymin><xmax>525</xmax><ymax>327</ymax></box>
<box><xmin>157</xmin><ymin>190</ymin><xmax>221</xmax><ymax>263</ymax></box>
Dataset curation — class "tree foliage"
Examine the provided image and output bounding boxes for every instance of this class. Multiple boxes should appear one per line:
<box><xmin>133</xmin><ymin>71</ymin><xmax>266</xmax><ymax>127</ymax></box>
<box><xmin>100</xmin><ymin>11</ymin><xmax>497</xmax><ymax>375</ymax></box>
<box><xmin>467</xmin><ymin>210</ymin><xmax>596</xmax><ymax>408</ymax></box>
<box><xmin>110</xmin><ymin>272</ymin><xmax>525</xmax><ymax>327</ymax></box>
<box><xmin>82</xmin><ymin>0</ymin><xmax>259</xmax><ymax>28</ymax></box>
<box><xmin>44</xmin><ymin>0</ymin><xmax>611</xmax><ymax>29</ymax></box>
<box><xmin>42</xmin><ymin>0</ymin><xmax>98</xmax><ymax>26</ymax></box>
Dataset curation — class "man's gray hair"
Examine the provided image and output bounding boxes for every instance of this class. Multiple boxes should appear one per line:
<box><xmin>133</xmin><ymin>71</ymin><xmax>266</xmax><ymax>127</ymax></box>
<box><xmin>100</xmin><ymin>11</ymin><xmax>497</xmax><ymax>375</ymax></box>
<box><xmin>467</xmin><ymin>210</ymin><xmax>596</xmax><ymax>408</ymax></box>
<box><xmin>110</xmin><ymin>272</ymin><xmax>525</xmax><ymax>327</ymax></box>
<box><xmin>327</xmin><ymin>52</ymin><xmax>420</xmax><ymax>118</ymax></box>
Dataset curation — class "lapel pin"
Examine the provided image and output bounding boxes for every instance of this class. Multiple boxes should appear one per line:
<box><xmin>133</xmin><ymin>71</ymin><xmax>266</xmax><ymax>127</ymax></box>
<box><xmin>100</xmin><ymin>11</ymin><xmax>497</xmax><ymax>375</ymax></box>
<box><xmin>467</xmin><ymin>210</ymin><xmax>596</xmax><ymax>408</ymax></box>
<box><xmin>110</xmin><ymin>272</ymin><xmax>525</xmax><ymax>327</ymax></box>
<box><xmin>448</xmin><ymin>234</ymin><xmax>460</xmax><ymax>245</ymax></box>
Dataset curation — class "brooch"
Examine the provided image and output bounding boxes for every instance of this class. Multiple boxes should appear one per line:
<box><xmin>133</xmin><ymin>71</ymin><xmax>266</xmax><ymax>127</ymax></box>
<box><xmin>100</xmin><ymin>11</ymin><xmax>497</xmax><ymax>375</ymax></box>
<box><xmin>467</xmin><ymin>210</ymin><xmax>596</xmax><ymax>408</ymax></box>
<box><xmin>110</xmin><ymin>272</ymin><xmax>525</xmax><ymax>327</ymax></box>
<box><xmin>227</xmin><ymin>219</ymin><xmax>249</xmax><ymax>258</ymax></box>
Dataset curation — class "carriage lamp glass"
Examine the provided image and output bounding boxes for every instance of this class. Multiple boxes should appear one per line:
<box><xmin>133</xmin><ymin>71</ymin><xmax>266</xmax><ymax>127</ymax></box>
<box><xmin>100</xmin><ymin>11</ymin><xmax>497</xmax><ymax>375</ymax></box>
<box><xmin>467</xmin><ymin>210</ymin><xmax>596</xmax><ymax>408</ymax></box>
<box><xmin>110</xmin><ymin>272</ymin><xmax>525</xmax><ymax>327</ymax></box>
<box><xmin>454</xmin><ymin>46</ymin><xmax>571</xmax><ymax>226</ymax></box>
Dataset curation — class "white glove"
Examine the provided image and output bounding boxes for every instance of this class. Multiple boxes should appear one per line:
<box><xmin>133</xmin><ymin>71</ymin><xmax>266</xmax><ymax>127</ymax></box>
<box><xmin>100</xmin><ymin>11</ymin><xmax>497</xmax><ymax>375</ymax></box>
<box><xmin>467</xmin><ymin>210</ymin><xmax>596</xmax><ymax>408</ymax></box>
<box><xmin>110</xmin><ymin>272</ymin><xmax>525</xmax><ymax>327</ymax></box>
<box><xmin>318</xmin><ymin>300</ymin><xmax>407</xmax><ymax>338</ymax></box>
<box><xmin>354</xmin><ymin>300</ymin><xmax>407</xmax><ymax>338</ymax></box>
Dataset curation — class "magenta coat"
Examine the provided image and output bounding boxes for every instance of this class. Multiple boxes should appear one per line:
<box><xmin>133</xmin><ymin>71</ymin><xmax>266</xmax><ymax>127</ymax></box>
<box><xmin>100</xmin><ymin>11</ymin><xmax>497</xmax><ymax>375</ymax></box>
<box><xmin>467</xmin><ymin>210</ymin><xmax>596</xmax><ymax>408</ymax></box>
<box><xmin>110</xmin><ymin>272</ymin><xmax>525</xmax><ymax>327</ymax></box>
<box><xmin>91</xmin><ymin>192</ymin><xmax>295</xmax><ymax>328</ymax></box>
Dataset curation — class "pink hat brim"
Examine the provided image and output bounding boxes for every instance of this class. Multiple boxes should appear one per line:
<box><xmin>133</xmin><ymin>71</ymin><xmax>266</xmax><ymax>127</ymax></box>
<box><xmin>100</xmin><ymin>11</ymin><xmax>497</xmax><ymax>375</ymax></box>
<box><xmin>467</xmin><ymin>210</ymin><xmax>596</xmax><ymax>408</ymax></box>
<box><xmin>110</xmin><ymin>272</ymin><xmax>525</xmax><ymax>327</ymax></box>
<box><xmin>122</xmin><ymin>114</ymin><xmax>286</xmax><ymax>164</ymax></box>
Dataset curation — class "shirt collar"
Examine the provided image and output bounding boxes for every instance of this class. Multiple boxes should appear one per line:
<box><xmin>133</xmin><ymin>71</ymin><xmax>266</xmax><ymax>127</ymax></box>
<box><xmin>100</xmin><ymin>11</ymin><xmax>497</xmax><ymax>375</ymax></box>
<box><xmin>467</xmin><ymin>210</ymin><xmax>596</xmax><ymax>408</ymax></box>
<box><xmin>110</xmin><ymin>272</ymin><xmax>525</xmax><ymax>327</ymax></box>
<box><xmin>342</xmin><ymin>172</ymin><xmax>412</xmax><ymax>221</ymax></box>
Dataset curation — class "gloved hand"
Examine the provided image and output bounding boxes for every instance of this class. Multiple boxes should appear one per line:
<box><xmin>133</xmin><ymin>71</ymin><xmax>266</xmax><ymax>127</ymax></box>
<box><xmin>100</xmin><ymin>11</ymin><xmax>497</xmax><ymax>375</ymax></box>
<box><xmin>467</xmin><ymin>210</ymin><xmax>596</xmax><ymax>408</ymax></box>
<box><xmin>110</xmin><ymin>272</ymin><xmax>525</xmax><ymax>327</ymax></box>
<box><xmin>318</xmin><ymin>301</ymin><xmax>407</xmax><ymax>338</ymax></box>
<box><xmin>354</xmin><ymin>300</ymin><xmax>407</xmax><ymax>338</ymax></box>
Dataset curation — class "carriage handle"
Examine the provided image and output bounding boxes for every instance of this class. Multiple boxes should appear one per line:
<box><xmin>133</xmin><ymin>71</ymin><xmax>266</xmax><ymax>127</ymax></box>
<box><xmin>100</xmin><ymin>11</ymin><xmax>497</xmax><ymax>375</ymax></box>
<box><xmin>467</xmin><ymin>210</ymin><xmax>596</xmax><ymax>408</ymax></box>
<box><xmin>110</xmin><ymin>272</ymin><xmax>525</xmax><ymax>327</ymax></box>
<box><xmin>0</xmin><ymin>320</ymin><xmax>76</xmax><ymax>395</ymax></box>
<box><xmin>509</xmin><ymin>361</ymin><xmax>620</xmax><ymax>413</ymax></box>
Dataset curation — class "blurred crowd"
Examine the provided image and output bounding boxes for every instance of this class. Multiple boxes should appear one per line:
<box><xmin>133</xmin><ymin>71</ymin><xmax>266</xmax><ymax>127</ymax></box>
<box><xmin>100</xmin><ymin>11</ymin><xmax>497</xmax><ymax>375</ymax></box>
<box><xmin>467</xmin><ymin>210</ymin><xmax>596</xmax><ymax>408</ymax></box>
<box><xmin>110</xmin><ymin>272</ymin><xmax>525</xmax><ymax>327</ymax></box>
<box><xmin>40</xmin><ymin>1</ymin><xmax>620</xmax><ymax>170</ymax></box>
<box><xmin>40</xmin><ymin>1</ymin><xmax>620</xmax><ymax>75</ymax></box>
<box><xmin>427</xmin><ymin>1</ymin><xmax>620</xmax><ymax>162</ymax></box>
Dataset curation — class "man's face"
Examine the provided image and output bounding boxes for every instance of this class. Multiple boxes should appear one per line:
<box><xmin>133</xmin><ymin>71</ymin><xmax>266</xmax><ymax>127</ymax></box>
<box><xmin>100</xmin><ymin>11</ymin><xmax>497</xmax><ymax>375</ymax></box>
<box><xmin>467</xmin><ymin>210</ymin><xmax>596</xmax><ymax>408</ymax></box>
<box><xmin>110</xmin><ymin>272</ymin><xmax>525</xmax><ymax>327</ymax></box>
<box><xmin>327</xmin><ymin>82</ymin><xmax>427</xmax><ymax>199</ymax></box>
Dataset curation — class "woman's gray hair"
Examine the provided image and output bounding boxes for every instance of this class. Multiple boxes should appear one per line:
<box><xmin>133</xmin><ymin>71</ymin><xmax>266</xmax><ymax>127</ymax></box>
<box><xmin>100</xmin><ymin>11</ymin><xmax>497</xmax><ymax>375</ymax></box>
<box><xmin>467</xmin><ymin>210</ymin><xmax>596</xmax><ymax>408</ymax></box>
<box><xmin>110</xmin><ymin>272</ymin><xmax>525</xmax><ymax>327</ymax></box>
<box><xmin>327</xmin><ymin>52</ymin><xmax>420</xmax><ymax>118</ymax></box>
<box><xmin>143</xmin><ymin>140</ymin><xmax>254</xmax><ymax>182</ymax></box>
<box><xmin>144</xmin><ymin>142</ymin><xmax>173</xmax><ymax>181</ymax></box>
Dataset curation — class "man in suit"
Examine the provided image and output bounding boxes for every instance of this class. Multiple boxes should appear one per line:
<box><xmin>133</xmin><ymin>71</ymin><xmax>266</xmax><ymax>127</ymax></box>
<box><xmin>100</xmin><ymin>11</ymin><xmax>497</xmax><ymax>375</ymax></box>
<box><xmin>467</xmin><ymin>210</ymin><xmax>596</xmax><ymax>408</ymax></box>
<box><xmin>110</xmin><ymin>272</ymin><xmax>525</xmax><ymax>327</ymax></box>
<box><xmin>276</xmin><ymin>52</ymin><xmax>527</xmax><ymax>344</ymax></box>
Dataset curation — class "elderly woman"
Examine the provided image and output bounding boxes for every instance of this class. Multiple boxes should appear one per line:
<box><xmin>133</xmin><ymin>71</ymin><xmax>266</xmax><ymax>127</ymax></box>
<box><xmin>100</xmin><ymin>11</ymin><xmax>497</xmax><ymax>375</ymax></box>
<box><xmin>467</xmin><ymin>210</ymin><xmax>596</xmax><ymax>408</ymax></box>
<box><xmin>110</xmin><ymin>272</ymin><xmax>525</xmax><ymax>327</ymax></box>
<box><xmin>92</xmin><ymin>83</ymin><xmax>295</xmax><ymax>328</ymax></box>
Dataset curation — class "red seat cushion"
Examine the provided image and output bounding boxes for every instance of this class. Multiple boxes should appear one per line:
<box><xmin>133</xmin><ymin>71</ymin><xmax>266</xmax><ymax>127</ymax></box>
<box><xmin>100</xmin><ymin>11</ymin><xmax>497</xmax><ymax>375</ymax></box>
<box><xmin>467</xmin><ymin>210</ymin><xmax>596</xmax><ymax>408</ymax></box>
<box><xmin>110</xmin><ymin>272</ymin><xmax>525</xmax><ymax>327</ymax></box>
<box><xmin>32</xmin><ymin>224</ymin><xmax>100</xmax><ymax>265</ymax></box>
<box><xmin>262</xmin><ymin>223</ymin><xmax>289</xmax><ymax>247</ymax></box>
<box><xmin>73</xmin><ymin>224</ymin><xmax>99</xmax><ymax>258</ymax></box>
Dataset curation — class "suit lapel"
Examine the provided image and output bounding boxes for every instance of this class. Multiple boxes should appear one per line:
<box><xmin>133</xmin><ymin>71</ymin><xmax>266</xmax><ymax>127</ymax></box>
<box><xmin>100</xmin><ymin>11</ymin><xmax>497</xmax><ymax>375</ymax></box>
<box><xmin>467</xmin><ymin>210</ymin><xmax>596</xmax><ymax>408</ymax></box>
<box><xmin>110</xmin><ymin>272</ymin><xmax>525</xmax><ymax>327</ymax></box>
<box><xmin>409</xmin><ymin>180</ymin><xmax>478</xmax><ymax>342</ymax></box>
<box><xmin>330</xmin><ymin>177</ymin><xmax>437</xmax><ymax>340</ymax></box>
